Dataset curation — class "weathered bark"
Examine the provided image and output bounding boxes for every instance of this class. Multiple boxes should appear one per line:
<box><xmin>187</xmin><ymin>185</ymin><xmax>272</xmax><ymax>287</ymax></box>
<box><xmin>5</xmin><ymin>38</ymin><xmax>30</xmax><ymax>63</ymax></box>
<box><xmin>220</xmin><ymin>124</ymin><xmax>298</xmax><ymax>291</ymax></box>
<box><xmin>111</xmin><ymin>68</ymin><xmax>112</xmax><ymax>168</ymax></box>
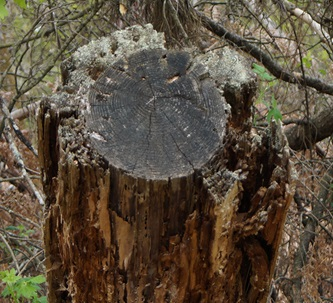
<box><xmin>38</xmin><ymin>25</ymin><xmax>295</xmax><ymax>303</ymax></box>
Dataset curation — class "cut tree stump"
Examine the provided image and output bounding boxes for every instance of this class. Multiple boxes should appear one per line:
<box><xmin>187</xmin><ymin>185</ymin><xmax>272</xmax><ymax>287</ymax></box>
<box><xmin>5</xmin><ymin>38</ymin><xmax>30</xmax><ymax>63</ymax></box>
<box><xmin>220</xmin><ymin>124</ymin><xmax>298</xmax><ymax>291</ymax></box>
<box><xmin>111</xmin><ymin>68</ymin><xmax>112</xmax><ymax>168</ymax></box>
<box><xmin>38</xmin><ymin>25</ymin><xmax>295</xmax><ymax>303</ymax></box>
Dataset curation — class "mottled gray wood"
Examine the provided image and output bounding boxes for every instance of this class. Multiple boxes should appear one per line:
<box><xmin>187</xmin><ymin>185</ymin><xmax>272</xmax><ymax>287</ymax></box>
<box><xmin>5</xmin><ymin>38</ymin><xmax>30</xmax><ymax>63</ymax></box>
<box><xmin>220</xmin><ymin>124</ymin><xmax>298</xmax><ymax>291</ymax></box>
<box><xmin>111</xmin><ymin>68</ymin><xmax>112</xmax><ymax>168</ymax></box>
<box><xmin>86</xmin><ymin>49</ymin><xmax>226</xmax><ymax>179</ymax></box>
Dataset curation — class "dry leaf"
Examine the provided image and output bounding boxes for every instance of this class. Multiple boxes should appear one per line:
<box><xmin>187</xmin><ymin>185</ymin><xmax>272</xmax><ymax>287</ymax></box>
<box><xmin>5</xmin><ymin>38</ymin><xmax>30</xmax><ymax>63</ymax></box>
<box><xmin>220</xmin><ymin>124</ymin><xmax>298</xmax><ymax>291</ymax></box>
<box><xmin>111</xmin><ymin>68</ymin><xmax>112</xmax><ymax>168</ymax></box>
<box><xmin>119</xmin><ymin>3</ymin><xmax>127</xmax><ymax>16</ymax></box>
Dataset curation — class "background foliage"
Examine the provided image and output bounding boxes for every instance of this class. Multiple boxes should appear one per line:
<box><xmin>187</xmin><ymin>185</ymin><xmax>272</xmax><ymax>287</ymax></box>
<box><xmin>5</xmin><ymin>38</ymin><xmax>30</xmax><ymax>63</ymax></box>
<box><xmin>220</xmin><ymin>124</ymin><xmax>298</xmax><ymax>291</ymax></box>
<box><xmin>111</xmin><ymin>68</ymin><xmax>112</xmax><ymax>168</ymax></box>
<box><xmin>0</xmin><ymin>0</ymin><xmax>332</xmax><ymax>302</ymax></box>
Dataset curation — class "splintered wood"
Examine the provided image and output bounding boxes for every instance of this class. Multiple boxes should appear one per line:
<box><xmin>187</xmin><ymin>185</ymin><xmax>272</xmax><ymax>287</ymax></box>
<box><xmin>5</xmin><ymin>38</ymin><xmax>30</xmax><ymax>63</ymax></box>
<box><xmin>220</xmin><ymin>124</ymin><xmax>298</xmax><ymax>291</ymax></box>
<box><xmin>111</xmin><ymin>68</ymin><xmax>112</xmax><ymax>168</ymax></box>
<box><xmin>38</xmin><ymin>25</ymin><xmax>295</xmax><ymax>303</ymax></box>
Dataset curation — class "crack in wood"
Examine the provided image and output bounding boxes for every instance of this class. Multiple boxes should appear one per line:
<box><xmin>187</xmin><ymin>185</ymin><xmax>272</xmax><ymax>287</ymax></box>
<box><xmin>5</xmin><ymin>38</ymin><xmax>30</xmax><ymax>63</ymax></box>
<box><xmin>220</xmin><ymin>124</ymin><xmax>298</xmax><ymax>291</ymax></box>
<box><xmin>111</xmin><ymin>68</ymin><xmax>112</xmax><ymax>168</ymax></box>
<box><xmin>86</xmin><ymin>49</ymin><xmax>226</xmax><ymax>179</ymax></box>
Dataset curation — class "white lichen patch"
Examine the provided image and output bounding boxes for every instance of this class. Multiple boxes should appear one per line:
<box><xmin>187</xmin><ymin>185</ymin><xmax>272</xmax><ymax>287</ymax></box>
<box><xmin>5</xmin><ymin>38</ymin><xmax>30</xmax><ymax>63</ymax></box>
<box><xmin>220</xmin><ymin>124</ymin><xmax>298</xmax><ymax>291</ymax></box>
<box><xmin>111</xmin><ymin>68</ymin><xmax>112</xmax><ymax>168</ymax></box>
<box><xmin>72</xmin><ymin>36</ymin><xmax>113</xmax><ymax>70</ymax></box>
<box><xmin>194</xmin><ymin>47</ymin><xmax>255</xmax><ymax>90</ymax></box>
<box><xmin>68</xmin><ymin>24</ymin><xmax>166</xmax><ymax>91</ymax></box>
<box><xmin>112</xmin><ymin>24</ymin><xmax>166</xmax><ymax>57</ymax></box>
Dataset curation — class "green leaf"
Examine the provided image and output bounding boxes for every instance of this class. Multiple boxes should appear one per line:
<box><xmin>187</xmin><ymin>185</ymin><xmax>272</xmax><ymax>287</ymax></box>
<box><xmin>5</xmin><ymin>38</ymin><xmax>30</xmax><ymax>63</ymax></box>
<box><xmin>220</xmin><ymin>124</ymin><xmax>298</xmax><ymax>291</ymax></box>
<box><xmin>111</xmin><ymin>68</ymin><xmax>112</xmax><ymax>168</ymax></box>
<box><xmin>301</xmin><ymin>52</ymin><xmax>312</xmax><ymax>69</ymax></box>
<box><xmin>267</xmin><ymin>107</ymin><xmax>282</xmax><ymax>122</ymax></box>
<box><xmin>37</xmin><ymin>296</ymin><xmax>48</xmax><ymax>303</ymax></box>
<box><xmin>252</xmin><ymin>63</ymin><xmax>266</xmax><ymax>73</ymax></box>
<box><xmin>16</xmin><ymin>280</ymin><xmax>40</xmax><ymax>299</ymax></box>
<box><xmin>319</xmin><ymin>69</ymin><xmax>326</xmax><ymax>76</ymax></box>
<box><xmin>5</xmin><ymin>225</ymin><xmax>20</xmax><ymax>231</ymax></box>
<box><xmin>0</xmin><ymin>269</ymin><xmax>20</xmax><ymax>285</ymax></box>
<box><xmin>302</xmin><ymin>57</ymin><xmax>312</xmax><ymax>69</ymax></box>
<box><xmin>0</xmin><ymin>271</ymin><xmax>46</xmax><ymax>302</ymax></box>
<box><xmin>252</xmin><ymin>63</ymin><xmax>275</xmax><ymax>81</ymax></box>
<box><xmin>14</xmin><ymin>0</ymin><xmax>27</xmax><ymax>9</ymax></box>
<box><xmin>1</xmin><ymin>286</ymin><xmax>12</xmax><ymax>298</ymax></box>
<box><xmin>261</xmin><ymin>72</ymin><xmax>275</xmax><ymax>81</ymax></box>
<box><xmin>29</xmin><ymin>275</ymin><xmax>46</xmax><ymax>284</ymax></box>
<box><xmin>0</xmin><ymin>0</ymin><xmax>8</xmax><ymax>19</ymax></box>
<box><xmin>267</xmin><ymin>95</ymin><xmax>282</xmax><ymax>122</ymax></box>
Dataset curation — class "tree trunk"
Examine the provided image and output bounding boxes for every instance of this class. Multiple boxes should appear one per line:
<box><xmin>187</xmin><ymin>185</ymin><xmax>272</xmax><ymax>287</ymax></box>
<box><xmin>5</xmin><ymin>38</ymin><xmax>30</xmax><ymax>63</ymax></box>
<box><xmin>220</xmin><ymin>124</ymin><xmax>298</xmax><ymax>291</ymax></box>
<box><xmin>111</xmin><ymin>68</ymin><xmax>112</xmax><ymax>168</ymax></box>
<box><xmin>38</xmin><ymin>25</ymin><xmax>295</xmax><ymax>303</ymax></box>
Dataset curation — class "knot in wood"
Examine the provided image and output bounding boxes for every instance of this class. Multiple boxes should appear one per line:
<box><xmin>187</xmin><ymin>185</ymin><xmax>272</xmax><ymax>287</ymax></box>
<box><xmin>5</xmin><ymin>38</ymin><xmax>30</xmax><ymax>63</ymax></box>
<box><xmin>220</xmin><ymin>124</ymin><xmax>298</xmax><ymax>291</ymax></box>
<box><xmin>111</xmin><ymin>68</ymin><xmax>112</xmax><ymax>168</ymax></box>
<box><xmin>86</xmin><ymin>49</ymin><xmax>226</xmax><ymax>179</ymax></box>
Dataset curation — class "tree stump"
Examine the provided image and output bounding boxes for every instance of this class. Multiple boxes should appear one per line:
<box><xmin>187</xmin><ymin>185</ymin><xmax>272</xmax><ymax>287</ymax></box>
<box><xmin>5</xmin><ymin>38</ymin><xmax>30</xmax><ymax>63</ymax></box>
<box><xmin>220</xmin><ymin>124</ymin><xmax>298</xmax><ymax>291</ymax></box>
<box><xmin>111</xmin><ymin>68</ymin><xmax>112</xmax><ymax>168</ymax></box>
<box><xmin>38</xmin><ymin>25</ymin><xmax>295</xmax><ymax>303</ymax></box>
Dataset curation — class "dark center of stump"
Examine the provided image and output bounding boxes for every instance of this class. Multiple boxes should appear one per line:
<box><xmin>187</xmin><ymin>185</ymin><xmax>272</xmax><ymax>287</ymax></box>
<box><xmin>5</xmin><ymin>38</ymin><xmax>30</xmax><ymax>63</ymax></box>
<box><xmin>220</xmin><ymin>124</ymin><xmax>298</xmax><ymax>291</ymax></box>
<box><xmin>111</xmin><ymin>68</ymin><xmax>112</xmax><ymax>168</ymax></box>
<box><xmin>86</xmin><ymin>49</ymin><xmax>226</xmax><ymax>179</ymax></box>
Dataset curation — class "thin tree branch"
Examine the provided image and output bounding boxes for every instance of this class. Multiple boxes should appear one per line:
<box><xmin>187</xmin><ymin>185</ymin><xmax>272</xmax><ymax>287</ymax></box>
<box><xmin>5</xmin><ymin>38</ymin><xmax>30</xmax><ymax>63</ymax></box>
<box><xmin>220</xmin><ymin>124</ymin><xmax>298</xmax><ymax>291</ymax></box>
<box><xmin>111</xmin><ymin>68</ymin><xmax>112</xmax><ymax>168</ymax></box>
<box><xmin>19</xmin><ymin>249</ymin><xmax>44</xmax><ymax>275</ymax></box>
<box><xmin>284</xmin><ymin>107</ymin><xmax>333</xmax><ymax>150</ymax></box>
<box><xmin>1</xmin><ymin>97</ymin><xmax>38</xmax><ymax>157</ymax></box>
<box><xmin>0</xmin><ymin>4</ymin><xmax>96</xmax><ymax>50</ymax></box>
<box><xmin>10</xmin><ymin>101</ymin><xmax>40</xmax><ymax>121</ymax></box>
<box><xmin>0</xmin><ymin>205</ymin><xmax>41</xmax><ymax>229</ymax></box>
<box><xmin>0</xmin><ymin>233</ymin><xmax>20</xmax><ymax>273</ymax></box>
<box><xmin>0</xmin><ymin>0</ymin><xmax>104</xmax><ymax>138</ymax></box>
<box><xmin>198</xmin><ymin>12</ymin><xmax>333</xmax><ymax>96</ymax></box>
<box><xmin>277</xmin><ymin>0</ymin><xmax>332</xmax><ymax>45</ymax></box>
<box><xmin>3</xmin><ymin>127</ymin><xmax>45</xmax><ymax>205</ymax></box>
<box><xmin>166</xmin><ymin>0</ymin><xmax>188</xmax><ymax>39</ymax></box>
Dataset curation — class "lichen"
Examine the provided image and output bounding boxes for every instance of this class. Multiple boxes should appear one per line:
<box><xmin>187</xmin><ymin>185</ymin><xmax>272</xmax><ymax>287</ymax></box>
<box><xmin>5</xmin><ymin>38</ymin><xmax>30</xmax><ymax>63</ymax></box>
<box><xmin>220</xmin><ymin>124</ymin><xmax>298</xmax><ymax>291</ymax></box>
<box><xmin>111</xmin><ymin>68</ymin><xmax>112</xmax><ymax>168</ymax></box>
<box><xmin>68</xmin><ymin>24</ymin><xmax>165</xmax><ymax>90</ymax></box>
<box><xmin>194</xmin><ymin>47</ymin><xmax>255</xmax><ymax>90</ymax></box>
<box><xmin>112</xmin><ymin>24</ymin><xmax>166</xmax><ymax>57</ymax></box>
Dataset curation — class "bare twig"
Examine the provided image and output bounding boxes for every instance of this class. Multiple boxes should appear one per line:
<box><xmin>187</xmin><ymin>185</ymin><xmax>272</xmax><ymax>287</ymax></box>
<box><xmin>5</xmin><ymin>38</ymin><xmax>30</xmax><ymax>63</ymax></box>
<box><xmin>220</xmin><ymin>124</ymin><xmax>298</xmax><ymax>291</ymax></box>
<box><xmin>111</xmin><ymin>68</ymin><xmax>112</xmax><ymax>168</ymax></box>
<box><xmin>3</xmin><ymin>126</ymin><xmax>45</xmax><ymax>205</ymax></box>
<box><xmin>0</xmin><ymin>4</ymin><xmax>97</xmax><ymax>50</ymax></box>
<box><xmin>19</xmin><ymin>249</ymin><xmax>44</xmax><ymax>275</ymax></box>
<box><xmin>198</xmin><ymin>12</ymin><xmax>333</xmax><ymax>96</ymax></box>
<box><xmin>166</xmin><ymin>0</ymin><xmax>188</xmax><ymax>40</ymax></box>
<box><xmin>0</xmin><ymin>0</ymin><xmax>105</xmax><ymax>138</ymax></box>
<box><xmin>0</xmin><ymin>205</ymin><xmax>41</xmax><ymax>229</ymax></box>
<box><xmin>0</xmin><ymin>175</ymin><xmax>40</xmax><ymax>182</ymax></box>
<box><xmin>278</xmin><ymin>0</ymin><xmax>332</xmax><ymax>44</ymax></box>
<box><xmin>0</xmin><ymin>232</ymin><xmax>20</xmax><ymax>273</ymax></box>
<box><xmin>10</xmin><ymin>101</ymin><xmax>40</xmax><ymax>121</ymax></box>
<box><xmin>1</xmin><ymin>97</ymin><xmax>38</xmax><ymax>157</ymax></box>
<box><xmin>0</xmin><ymin>229</ymin><xmax>43</xmax><ymax>250</ymax></box>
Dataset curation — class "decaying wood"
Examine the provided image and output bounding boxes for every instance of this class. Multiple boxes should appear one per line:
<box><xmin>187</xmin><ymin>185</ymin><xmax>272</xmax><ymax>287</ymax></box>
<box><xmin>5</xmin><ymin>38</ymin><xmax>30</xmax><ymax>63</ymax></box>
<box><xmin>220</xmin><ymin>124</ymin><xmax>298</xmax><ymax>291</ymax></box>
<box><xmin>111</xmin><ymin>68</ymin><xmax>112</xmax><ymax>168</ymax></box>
<box><xmin>38</xmin><ymin>24</ymin><xmax>295</xmax><ymax>303</ymax></box>
<box><xmin>86</xmin><ymin>48</ymin><xmax>226</xmax><ymax>179</ymax></box>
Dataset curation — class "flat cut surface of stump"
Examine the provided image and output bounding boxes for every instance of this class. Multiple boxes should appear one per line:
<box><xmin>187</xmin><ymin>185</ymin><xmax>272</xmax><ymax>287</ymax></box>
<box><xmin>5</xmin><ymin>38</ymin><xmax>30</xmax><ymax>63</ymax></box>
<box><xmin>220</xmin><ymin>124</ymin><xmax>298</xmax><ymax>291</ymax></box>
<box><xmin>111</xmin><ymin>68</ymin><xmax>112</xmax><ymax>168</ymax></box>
<box><xmin>86</xmin><ymin>49</ymin><xmax>226</xmax><ymax>179</ymax></box>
